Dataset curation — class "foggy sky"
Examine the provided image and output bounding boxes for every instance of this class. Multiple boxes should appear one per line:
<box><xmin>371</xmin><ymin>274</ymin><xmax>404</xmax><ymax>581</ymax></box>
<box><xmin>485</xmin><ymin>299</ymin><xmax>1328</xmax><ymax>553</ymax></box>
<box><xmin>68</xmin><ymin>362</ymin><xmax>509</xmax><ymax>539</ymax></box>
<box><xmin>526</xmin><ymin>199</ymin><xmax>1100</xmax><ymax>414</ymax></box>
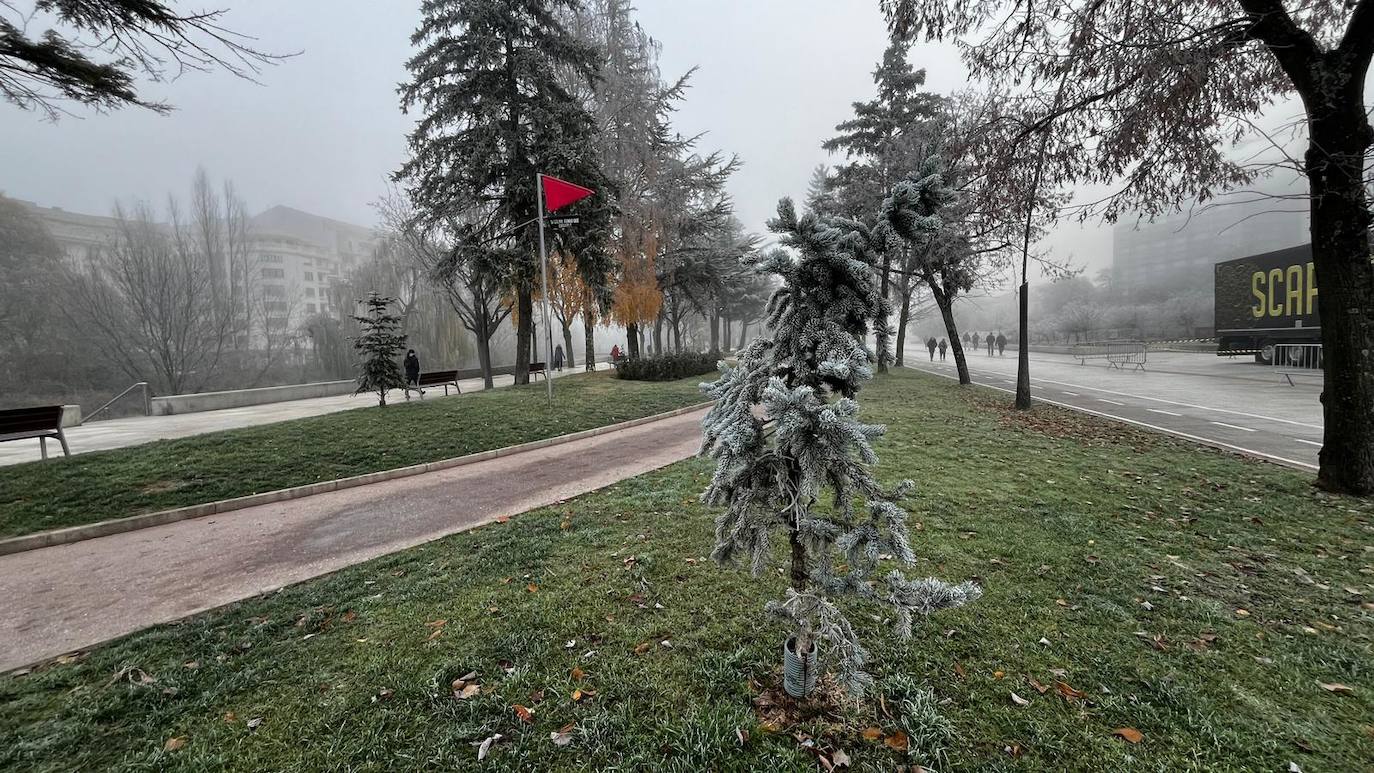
<box><xmin>0</xmin><ymin>1</ymin><xmax>1113</xmax><ymax>276</ymax></box>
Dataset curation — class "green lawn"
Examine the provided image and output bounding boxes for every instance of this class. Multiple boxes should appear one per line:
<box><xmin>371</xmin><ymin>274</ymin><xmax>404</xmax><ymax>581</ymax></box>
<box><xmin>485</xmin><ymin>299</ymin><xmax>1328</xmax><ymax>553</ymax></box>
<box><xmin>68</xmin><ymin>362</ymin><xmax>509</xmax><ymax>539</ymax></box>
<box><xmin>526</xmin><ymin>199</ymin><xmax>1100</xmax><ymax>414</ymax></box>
<box><xmin>2</xmin><ymin>368</ymin><xmax>1370</xmax><ymax>771</ymax></box>
<box><xmin>0</xmin><ymin>371</ymin><xmax>708</xmax><ymax>539</ymax></box>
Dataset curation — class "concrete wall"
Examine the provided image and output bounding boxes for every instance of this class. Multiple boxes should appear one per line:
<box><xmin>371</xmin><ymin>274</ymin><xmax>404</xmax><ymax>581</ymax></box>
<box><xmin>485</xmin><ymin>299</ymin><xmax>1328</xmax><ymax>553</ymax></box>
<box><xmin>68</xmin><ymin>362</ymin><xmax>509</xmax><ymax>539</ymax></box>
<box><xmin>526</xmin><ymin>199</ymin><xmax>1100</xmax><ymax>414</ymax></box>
<box><xmin>150</xmin><ymin>380</ymin><xmax>357</xmax><ymax>416</ymax></box>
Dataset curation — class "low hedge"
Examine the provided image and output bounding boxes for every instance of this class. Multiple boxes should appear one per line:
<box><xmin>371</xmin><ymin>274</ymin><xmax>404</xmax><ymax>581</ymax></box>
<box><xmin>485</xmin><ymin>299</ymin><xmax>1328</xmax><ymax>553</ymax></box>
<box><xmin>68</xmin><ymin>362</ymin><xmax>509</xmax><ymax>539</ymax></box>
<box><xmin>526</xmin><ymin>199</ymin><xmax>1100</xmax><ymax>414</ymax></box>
<box><xmin>615</xmin><ymin>351</ymin><xmax>719</xmax><ymax>381</ymax></box>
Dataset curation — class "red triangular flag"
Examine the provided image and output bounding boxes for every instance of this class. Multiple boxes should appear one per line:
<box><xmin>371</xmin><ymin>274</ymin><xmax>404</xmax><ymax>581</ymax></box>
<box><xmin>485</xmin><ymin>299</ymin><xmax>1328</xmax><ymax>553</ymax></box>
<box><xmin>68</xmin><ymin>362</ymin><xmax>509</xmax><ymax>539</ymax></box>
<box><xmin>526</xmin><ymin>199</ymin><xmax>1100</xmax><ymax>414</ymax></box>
<box><xmin>541</xmin><ymin>174</ymin><xmax>594</xmax><ymax>212</ymax></box>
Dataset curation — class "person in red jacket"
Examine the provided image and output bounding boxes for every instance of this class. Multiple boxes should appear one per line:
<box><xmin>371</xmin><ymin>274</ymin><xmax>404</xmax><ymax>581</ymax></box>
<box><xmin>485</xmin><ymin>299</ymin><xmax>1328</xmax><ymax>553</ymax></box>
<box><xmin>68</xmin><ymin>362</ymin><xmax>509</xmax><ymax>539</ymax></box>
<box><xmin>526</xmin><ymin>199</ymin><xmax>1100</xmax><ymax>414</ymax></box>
<box><xmin>610</xmin><ymin>344</ymin><xmax>622</xmax><ymax>364</ymax></box>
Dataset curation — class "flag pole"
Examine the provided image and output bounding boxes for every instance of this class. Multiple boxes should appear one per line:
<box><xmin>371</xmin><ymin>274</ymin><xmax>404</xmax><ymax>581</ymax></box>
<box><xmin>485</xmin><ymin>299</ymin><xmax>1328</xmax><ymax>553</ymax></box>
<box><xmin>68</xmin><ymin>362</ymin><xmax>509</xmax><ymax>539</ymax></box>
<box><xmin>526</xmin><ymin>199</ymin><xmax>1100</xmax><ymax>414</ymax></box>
<box><xmin>536</xmin><ymin>173</ymin><xmax>554</xmax><ymax>404</ymax></box>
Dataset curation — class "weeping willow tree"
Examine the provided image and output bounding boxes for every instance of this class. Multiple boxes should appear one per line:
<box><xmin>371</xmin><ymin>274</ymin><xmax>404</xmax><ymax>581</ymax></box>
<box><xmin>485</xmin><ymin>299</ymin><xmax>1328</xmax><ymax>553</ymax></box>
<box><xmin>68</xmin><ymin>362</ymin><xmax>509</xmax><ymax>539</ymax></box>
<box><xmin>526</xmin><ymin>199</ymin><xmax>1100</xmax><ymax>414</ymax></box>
<box><xmin>699</xmin><ymin>198</ymin><xmax>980</xmax><ymax>696</ymax></box>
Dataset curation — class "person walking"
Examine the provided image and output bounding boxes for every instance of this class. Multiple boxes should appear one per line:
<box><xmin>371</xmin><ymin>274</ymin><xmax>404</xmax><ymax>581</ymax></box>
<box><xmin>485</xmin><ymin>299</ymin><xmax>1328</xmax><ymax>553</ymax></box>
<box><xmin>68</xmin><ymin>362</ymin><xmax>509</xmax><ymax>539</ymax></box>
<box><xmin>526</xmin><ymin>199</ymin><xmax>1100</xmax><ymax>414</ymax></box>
<box><xmin>610</xmin><ymin>344</ymin><xmax>621</xmax><ymax>365</ymax></box>
<box><xmin>926</xmin><ymin>336</ymin><xmax>937</xmax><ymax>361</ymax></box>
<box><xmin>996</xmin><ymin>332</ymin><xmax>1007</xmax><ymax>357</ymax></box>
<box><xmin>985</xmin><ymin>332</ymin><xmax>995</xmax><ymax>356</ymax></box>
<box><xmin>938</xmin><ymin>338</ymin><xmax>948</xmax><ymax>361</ymax></box>
<box><xmin>553</xmin><ymin>344</ymin><xmax>565</xmax><ymax>372</ymax></box>
<box><xmin>403</xmin><ymin>348</ymin><xmax>424</xmax><ymax>400</ymax></box>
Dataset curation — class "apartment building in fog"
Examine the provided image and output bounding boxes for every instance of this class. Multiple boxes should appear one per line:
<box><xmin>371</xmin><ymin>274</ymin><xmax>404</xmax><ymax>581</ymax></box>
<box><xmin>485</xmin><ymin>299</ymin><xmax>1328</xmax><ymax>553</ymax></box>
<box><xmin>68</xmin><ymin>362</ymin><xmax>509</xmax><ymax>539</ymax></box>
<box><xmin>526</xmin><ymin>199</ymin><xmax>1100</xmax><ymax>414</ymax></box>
<box><xmin>17</xmin><ymin>199</ymin><xmax>378</xmax><ymax>329</ymax></box>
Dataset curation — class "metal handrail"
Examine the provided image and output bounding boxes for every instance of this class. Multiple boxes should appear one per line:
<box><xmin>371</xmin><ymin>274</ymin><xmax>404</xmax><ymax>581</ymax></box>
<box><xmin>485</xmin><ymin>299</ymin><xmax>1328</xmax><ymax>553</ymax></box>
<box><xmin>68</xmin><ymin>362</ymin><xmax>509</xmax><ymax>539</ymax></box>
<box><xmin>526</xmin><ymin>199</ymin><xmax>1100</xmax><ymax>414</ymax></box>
<box><xmin>84</xmin><ymin>381</ymin><xmax>151</xmax><ymax>423</ymax></box>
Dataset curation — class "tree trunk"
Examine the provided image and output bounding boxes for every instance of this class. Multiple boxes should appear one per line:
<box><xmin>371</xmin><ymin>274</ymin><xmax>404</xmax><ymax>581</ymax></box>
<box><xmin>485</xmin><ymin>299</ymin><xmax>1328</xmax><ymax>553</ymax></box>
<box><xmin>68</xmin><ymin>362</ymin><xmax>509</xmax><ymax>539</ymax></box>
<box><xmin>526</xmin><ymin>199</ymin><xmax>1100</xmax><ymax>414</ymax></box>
<box><xmin>515</xmin><ymin>288</ymin><xmax>532</xmax><ymax>385</ymax></box>
<box><xmin>929</xmin><ymin>278</ymin><xmax>970</xmax><ymax>384</ymax></box>
<box><xmin>672</xmin><ymin>317</ymin><xmax>682</xmax><ymax>353</ymax></box>
<box><xmin>625</xmin><ymin>321</ymin><xmax>639</xmax><ymax>359</ymax></box>
<box><xmin>582</xmin><ymin>308</ymin><xmax>596</xmax><ymax>371</ymax></box>
<box><xmin>895</xmin><ymin>289</ymin><xmax>911</xmax><ymax>367</ymax></box>
<box><xmin>475</xmin><ymin>314</ymin><xmax>495</xmax><ymax>390</ymax></box>
<box><xmin>738</xmin><ymin>320</ymin><xmax>749</xmax><ymax>349</ymax></box>
<box><xmin>653</xmin><ymin>311</ymin><xmax>664</xmax><ymax>354</ymax></box>
<box><xmin>1015</xmin><ymin>282</ymin><xmax>1032</xmax><ymax>409</ymax></box>
<box><xmin>709</xmin><ymin>310</ymin><xmax>720</xmax><ymax>352</ymax></box>
<box><xmin>562</xmin><ymin>323</ymin><xmax>575</xmax><ymax>370</ymax></box>
<box><xmin>876</xmin><ymin>252</ymin><xmax>892</xmax><ymax>373</ymax></box>
<box><xmin>1307</xmin><ymin>100</ymin><xmax>1374</xmax><ymax>495</ymax></box>
<box><xmin>723</xmin><ymin>316</ymin><xmax>732</xmax><ymax>351</ymax></box>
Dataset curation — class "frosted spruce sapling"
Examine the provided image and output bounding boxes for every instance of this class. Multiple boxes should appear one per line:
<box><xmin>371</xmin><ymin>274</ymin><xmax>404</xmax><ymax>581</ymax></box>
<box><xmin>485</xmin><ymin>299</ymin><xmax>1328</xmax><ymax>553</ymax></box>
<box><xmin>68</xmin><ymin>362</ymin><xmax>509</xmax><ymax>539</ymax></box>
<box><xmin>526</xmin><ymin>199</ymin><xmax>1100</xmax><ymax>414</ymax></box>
<box><xmin>699</xmin><ymin>198</ymin><xmax>979</xmax><ymax>697</ymax></box>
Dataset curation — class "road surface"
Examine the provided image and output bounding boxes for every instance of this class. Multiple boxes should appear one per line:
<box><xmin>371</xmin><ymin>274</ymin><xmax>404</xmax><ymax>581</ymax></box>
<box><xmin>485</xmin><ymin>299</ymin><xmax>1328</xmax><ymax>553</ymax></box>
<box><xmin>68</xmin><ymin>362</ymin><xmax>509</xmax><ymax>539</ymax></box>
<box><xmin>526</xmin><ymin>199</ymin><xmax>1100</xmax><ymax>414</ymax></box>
<box><xmin>908</xmin><ymin>349</ymin><xmax>1323</xmax><ymax>469</ymax></box>
<box><xmin>0</xmin><ymin>406</ymin><xmax>708</xmax><ymax>672</ymax></box>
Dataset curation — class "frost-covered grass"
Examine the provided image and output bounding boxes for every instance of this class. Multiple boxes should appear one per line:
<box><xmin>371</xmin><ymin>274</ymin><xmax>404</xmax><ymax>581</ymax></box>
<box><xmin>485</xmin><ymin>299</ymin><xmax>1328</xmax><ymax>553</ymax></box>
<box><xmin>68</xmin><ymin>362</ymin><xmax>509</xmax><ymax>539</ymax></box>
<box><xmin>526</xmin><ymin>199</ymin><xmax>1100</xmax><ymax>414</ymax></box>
<box><xmin>2</xmin><ymin>368</ymin><xmax>1371</xmax><ymax>771</ymax></box>
<box><xmin>0</xmin><ymin>371</ymin><xmax>708</xmax><ymax>539</ymax></box>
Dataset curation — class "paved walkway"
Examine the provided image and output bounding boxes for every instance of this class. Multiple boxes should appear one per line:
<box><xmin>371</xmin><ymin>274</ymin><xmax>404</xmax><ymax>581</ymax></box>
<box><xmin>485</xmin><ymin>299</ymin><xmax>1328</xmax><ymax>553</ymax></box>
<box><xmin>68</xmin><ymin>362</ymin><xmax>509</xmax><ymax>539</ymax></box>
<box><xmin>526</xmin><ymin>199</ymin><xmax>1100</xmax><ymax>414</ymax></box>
<box><xmin>0</xmin><ymin>406</ymin><xmax>708</xmax><ymax>671</ymax></box>
<box><xmin>0</xmin><ymin>364</ymin><xmax>611</xmax><ymax>468</ymax></box>
<box><xmin>909</xmin><ymin>350</ymin><xmax>1323</xmax><ymax>468</ymax></box>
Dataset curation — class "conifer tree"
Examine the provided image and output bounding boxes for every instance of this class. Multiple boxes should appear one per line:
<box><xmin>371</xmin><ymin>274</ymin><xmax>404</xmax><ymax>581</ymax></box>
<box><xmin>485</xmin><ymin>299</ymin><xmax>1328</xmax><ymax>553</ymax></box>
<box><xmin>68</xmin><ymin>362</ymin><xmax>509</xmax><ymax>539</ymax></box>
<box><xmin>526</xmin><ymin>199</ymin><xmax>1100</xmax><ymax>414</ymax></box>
<box><xmin>700</xmin><ymin>198</ymin><xmax>979</xmax><ymax>696</ymax></box>
<box><xmin>396</xmin><ymin>0</ymin><xmax>604</xmax><ymax>386</ymax></box>
<box><xmin>352</xmin><ymin>293</ymin><xmax>408</xmax><ymax>407</ymax></box>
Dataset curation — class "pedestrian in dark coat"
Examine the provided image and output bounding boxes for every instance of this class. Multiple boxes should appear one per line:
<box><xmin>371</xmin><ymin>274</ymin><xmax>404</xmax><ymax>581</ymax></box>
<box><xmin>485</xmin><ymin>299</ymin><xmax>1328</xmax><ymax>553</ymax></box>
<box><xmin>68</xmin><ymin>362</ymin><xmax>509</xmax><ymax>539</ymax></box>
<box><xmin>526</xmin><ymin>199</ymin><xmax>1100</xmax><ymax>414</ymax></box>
<box><xmin>553</xmin><ymin>344</ymin><xmax>565</xmax><ymax>371</ymax></box>
<box><xmin>985</xmin><ymin>333</ymin><xmax>995</xmax><ymax>356</ymax></box>
<box><xmin>996</xmin><ymin>332</ymin><xmax>1007</xmax><ymax>356</ymax></box>
<box><xmin>938</xmin><ymin>338</ymin><xmax>948</xmax><ymax>361</ymax></box>
<box><xmin>403</xmin><ymin>349</ymin><xmax>424</xmax><ymax>399</ymax></box>
<box><xmin>926</xmin><ymin>337</ymin><xmax>938</xmax><ymax>361</ymax></box>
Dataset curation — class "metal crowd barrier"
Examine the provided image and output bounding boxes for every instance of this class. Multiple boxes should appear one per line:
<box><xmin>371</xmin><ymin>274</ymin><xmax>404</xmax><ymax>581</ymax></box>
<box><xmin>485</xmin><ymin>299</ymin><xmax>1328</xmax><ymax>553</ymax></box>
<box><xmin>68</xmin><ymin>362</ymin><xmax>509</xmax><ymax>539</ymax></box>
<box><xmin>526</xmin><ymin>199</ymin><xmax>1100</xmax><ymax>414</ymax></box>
<box><xmin>1274</xmin><ymin>343</ymin><xmax>1322</xmax><ymax>386</ymax></box>
<box><xmin>1071</xmin><ymin>340</ymin><xmax>1148</xmax><ymax>371</ymax></box>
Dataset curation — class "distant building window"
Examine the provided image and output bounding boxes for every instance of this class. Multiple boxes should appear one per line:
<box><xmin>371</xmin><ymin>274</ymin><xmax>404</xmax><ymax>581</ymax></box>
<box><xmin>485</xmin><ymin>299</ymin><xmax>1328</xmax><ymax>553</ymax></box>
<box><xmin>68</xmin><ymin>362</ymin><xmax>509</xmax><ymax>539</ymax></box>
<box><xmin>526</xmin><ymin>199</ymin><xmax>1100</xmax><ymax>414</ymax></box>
<box><xmin>262</xmin><ymin>253</ymin><xmax>283</xmax><ymax>263</ymax></box>
<box><xmin>262</xmin><ymin>268</ymin><xmax>285</xmax><ymax>279</ymax></box>
<box><xmin>264</xmin><ymin>285</ymin><xmax>286</xmax><ymax>298</ymax></box>
<box><xmin>304</xmin><ymin>287</ymin><xmax>315</xmax><ymax>297</ymax></box>
<box><xmin>265</xmin><ymin>301</ymin><xmax>288</xmax><ymax>312</ymax></box>
<box><xmin>306</xmin><ymin>303</ymin><xmax>316</xmax><ymax>313</ymax></box>
<box><xmin>303</xmin><ymin>271</ymin><xmax>314</xmax><ymax>281</ymax></box>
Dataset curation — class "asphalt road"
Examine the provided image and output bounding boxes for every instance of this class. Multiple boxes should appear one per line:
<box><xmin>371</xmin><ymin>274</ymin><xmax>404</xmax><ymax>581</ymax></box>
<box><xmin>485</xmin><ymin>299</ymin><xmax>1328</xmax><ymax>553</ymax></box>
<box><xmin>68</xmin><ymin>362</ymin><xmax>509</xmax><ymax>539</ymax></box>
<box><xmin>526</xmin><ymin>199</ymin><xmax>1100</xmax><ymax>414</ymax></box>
<box><xmin>907</xmin><ymin>349</ymin><xmax>1324</xmax><ymax>470</ymax></box>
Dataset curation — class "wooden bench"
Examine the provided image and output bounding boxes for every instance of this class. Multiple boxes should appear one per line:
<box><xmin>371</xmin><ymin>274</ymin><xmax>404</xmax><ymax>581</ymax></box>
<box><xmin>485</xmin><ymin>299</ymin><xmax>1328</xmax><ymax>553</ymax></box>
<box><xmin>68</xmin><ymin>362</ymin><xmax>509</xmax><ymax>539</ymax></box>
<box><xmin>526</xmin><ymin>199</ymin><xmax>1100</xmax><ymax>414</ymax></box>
<box><xmin>415</xmin><ymin>370</ymin><xmax>462</xmax><ymax>395</ymax></box>
<box><xmin>529</xmin><ymin>361</ymin><xmax>547</xmax><ymax>381</ymax></box>
<box><xmin>0</xmin><ymin>406</ymin><xmax>71</xmax><ymax>460</ymax></box>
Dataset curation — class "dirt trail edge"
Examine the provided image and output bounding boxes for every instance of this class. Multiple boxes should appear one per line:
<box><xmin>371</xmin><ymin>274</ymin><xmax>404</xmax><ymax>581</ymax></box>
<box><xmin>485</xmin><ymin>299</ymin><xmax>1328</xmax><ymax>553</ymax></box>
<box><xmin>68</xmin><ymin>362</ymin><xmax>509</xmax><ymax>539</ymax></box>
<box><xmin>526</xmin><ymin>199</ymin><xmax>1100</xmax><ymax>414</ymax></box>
<box><xmin>0</xmin><ymin>407</ymin><xmax>708</xmax><ymax>672</ymax></box>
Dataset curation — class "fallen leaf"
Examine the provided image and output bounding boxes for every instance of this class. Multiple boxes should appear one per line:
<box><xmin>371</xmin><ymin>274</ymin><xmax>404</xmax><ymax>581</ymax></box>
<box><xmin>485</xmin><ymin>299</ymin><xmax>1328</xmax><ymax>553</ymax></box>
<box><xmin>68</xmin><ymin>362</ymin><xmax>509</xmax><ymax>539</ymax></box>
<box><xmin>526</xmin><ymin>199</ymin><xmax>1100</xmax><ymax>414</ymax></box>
<box><xmin>526</xmin><ymin>583</ymin><xmax>539</xmax><ymax>593</ymax></box>
<box><xmin>953</xmin><ymin>661</ymin><xmax>966</xmax><ymax>679</ymax></box>
<box><xmin>1010</xmin><ymin>692</ymin><xmax>1030</xmax><ymax>707</ymax></box>
<box><xmin>1055</xmin><ymin>681</ymin><xmax>1087</xmax><ymax>700</ymax></box>
<box><xmin>529</xmin><ymin>689</ymin><xmax>545</xmax><ymax>705</ymax></box>
<box><xmin>1028</xmin><ymin>677</ymin><xmax>1049</xmax><ymax>694</ymax></box>
<box><xmin>861</xmin><ymin>727</ymin><xmax>884</xmax><ymax>742</ymax></box>
<box><xmin>427</xmin><ymin>628</ymin><xmax>444</xmax><ymax>642</ymax></box>
<box><xmin>342</xmin><ymin>610</ymin><xmax>357</xmax><ymax>623</ymax></box>
<box><xmin>735</xmin><ymin>727</ymin><xmax>749</xmax><ymax>746</ymax></box>
<box><xmin>456</xmin><ymin>684</ymin><xmax>480</xmax><ymax>700</ymax></box>
<box><xmin>374</xmin><ymin>688</ymin><xmax>395</xmax><ymax>703</ymax></box>
<box><xmin>513</xmin><ymin>704</ymin><xmax>534</xmax><ymax>723</ymax></box>
<box><xmin>550</xmin><ymin>723</ymin><xmax>575</xmax><ymax>746</ymax></box>
<box><xmin>222</xmin><ymin>711</ymin><xmax>237</xmax><ymax>723</ymax></box>
<box><xmin>633</xmin><ymin>642</ymin><xmax>652</xmax><ymax>655</ymax></box>
<box><xmin>163</xmin><ymin>737</ymin><xmax>187</xmax><ymax>752</ymax></box>
<box><xmin>182</xmin><ymin>661</ymin><xmax>199</xmax><ymax>670</ymax></box>
<box><xmin>830</xmin><ymin>748</ymin><xmax>851</xmax><ymax>768</ymax></box>
<box><xmin>495</xmin><ymin>515</ymin><xmax>511</xmax><ymax>524</ymax></box>
<box><xmin>1235</xmin><ymin>608</ymin><xmax>1250</xmax><ymax>617</ymax></box>
<box><xmin>570</xmin><ymin>666</ymin><xmax>585</xmax><ymax>681</ymax></box>
<box><xmin>473</xmin><ymin>733</ymin><xmax>501</xmax><ymax>760</ymax></box>
<box><xmin>1319</xmin><ymin>682</ymin><xmax>1355</xmax><ymax>694</ymax></box>
<box><xmin>993</xmin><ymin>670</ymin><xmax>1005</xmax><ymax>679</ymax></box>
<box><xmin>1112</xmin><ymin>727</ymin><xmax>1144</xmax><ymax>744</ymax></box>
<box><xmin>884</xmin><ymin>730</ymin><xmax>909</xmax><ymax>752</ymax></box>
<box><xmin>246</xmin><ymin>717</ymin><xmax>262</xmax><ymax>731</ymax></box>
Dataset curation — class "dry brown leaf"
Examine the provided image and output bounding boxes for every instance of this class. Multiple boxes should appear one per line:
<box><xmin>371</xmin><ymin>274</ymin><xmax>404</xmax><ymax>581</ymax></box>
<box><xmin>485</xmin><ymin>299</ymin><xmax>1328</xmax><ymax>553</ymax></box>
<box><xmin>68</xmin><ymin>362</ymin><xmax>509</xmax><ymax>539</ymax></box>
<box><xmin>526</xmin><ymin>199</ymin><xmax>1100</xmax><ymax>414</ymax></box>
<box><xmin>455</xmin><ymin>684</ymin><xmax>480</xmax><ymax>700</ymax></box>
<box><xmin>953</xmin><ymin>661</ymin><xmax>966</xmax><ymax>679</ymax></box>
<box><xmin>572</xmin><ymin>688</ymin><xmax>597</xmax><ymax>703</ymax></box>
<box><xmin>551</xmin><ymin>722</ymin><xmax>575</xmax><ymax>746</ymax></box>
<box><xmin>570</xmin><ymin>666</ymin><xmax>585</xmax><ymax>681</ymax></box>
<box><xmin>884</xmin><ymin>730</ymin><xmax>909</xmax><ymax>752</ymax></box>
<box><xmin>861</xmin><ymin>727</ymin><xmax>884</xmax><ymax>742</ymax></box>
<box><xmin>222</xmin><ymin>711</ymin><xmax>237</xmax><ymax>723</ymax></box>
<box><xmin>342</xmin><ymin>610</ymin><xmax>357</xmax><ymax>623</ymax></box>
<box><xmin>633</xmin><ymin>642</ymin><xmax>652</xmax><ymax>655</ymax></box>
<box><xmin>526</xmin><ymin>583</ymin><xmax>539</xmax><ymax>593</ymax></box>
<box><xmin>374</xmin><ymin>688</ymin><xmax>394</xmax><ymax>702</ymax></box>
<box><xmin>993</xmin><ymin>670</ymin><xmax>1005</xmax><ymax>679</ymax></box>
<box><xmin>163</xmin><ymin>737</ymin><xmax>187</xmax><ymax>752</ymax></box>
<box><xmin>495</xmin><ymin>515</ymin><xmax>511</xmax><ymax>523</ymax></box>
<box><xmin>1055</xmin><ymin>681</ymin><xmax>1087</xmax><ymax>700</ymax></box>
<box><xmin>513</xmin><ymin>704</ymin><xmax>534</xmax><ymax>723</ymax></box>
<box><xmin>1319</xmin><ymin>682</ymin><xmax>1355</xmax><ymax>694</ymax></box>
<box><xmin>427</xmin><ymin>628</ymin><xmax>444</xmax><ymax>642</ymax></box>
<box><xmin>830</xmin><ymin>748</ymin><xmax>851</xmax><ymax>768</ymax></box>
<box><xmin>1112</xmin><ymin>727</ymin><xmax>1144</xmax><ymax>743</ymax></box>
<box><xmin>1028</xmin><ymin>677</ymin><xmax>1049</xmax><ymax>694</ymax></box>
